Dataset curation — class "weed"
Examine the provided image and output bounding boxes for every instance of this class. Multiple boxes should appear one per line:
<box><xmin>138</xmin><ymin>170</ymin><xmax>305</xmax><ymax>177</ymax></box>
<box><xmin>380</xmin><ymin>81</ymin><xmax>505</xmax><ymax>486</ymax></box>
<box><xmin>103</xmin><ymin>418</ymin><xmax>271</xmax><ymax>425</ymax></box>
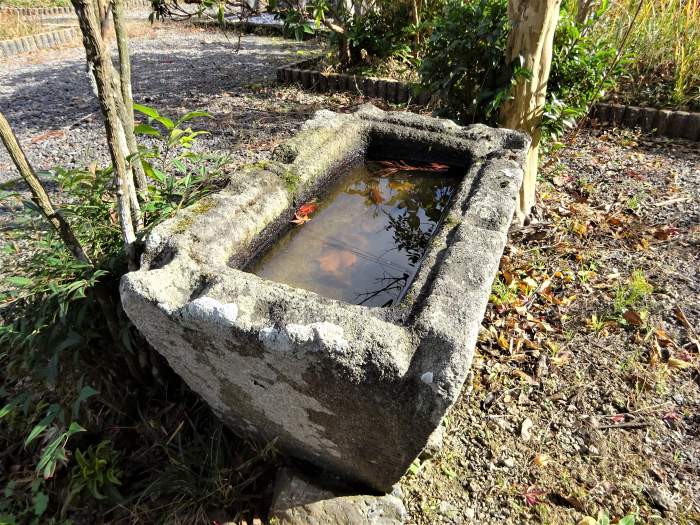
<box><xmin>0</xmin><ymin>105</ymin><xmax>269</xmax><ymax>523</ymax></box>
<box><xmin>490</xmin><ymin>277</ymin><xmax>517</xmax><ymax>306</ymax></box>
<box><xmin>613</xmin><ymin>270</ymin><xmax>653</xmax><ymax>315</ymax></box>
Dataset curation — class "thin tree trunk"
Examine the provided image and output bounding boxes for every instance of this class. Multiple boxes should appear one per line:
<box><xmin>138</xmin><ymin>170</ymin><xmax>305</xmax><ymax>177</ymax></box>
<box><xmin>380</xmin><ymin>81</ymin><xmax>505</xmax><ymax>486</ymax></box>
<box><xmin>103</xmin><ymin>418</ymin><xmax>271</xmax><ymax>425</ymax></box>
<box><xmin>112</xmin><ymin>0</ymin><xmax>148</xmax><ymax>198</ymax></box>
<box><xmin>0</xmin><ymin>112</ymin><xmax>92</xmax><ymax>265</ymax></box>
<box><xmin>500</xmin><ymin>0</ymin><xmax>561</xmax><ymax>224</ymax></box>
<box><xmin>576</xmin><ymin>0</ymin><xmax>597</xmax><ymax>24</ymax></box>
<box><xmin>71</xmin><ymin>0</ymin><xmax>137</xmax><ymax>266</ymax></box>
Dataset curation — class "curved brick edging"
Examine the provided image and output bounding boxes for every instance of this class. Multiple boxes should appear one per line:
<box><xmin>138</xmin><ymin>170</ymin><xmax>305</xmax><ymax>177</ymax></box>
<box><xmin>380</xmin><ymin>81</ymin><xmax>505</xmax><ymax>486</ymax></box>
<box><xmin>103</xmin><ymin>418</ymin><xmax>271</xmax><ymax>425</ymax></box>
<box><xmin>0</xmin><ymin>26</ymin><xmax>80</xmax><ymax>57</ymax></box>
<box><xmin>276</xmin><ymin>57</ymin><xmax>430</xmax><ymax>105</ymax></box>
<box><xmin>591</xmin><ymin>103</ymin><xmax>700</xmax><ymax>141</ymax></box>
<box><xmin>0</xmin><ymin>0</ymin><xmax>149</xmax><ymax>17</ymax></box>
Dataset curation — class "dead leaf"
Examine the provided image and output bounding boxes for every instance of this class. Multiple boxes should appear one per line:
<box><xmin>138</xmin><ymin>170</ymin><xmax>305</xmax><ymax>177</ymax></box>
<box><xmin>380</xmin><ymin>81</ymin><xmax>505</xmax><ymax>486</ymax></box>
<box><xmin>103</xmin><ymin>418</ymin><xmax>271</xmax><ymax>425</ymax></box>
<box><xmin>388</xmin><ymin>180</ymin><xmax>416</xmax><ymax>192</ymax></box>
<box><xmin>533</xmin><ymin>453</ymin><xmax>550</xmax><ymax>467</ymax></box>
<box><xmin>623</xmin><ymin>310</ymin><xmax>644</xmax><ymax>326</ymax></box>
<box><xmin>31</xmin><ymin>129</ymin><xmax>65</xmax><ymax>144</ymax></box>
<box><xmin>550</xmin><ymin>351</ymin><xmax>571</xmax><ymax>366</ymax></box>
<box><xmin>368</xmin><ymin>186</ymin><xmax>384</xmax><ymax>204</ymax></box>
<box><xmin>290</xmin><ymin>213</ymin><xmax>311</xmax><ymax>225</ymax></box>
<box><xmin>297</xmin><ymin>201</ymin><xmax>317</xmax><ymax>216</ymax></box>
<box><xmin>667</xmin><ymin>357</ymin><xmax>692</xmax><ymax>369</ymax></box>
<box><xmin>522</xmin><ymin>486</ymin><xmax>547</xmax><ymax>506</ymax></box>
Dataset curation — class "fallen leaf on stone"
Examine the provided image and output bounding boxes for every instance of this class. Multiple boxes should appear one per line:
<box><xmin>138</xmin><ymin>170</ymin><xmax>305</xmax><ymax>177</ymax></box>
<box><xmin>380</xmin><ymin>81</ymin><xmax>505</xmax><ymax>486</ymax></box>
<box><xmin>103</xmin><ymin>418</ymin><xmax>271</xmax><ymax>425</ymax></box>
<box><xmin>290</xmin><ymin>212</ymin><xmax>311</xmax><ymax>225</ymax></box>
<box><xmin>297</xmin><ymin>201</ymin><xmax>318</xmax><ymax>216</ymax></box>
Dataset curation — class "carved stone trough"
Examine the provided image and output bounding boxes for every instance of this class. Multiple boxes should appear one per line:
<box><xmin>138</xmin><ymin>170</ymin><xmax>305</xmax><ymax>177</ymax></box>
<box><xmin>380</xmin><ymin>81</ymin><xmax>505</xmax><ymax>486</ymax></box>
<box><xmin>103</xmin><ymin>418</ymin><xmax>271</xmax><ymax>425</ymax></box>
<box><xmin>120</xmin><ymin>105</ymin><xmax>528</xmax><ymax>491</ymax></box>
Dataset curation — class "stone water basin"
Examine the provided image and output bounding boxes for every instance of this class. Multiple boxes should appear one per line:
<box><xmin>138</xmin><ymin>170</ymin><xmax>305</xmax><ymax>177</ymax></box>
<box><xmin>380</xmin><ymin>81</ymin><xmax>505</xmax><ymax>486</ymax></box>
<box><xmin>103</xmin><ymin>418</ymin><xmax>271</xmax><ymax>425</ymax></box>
<box><xmin>120</xmin><ymin>105</ymin><xmax>529</xmax><ymax>491</ymax></box>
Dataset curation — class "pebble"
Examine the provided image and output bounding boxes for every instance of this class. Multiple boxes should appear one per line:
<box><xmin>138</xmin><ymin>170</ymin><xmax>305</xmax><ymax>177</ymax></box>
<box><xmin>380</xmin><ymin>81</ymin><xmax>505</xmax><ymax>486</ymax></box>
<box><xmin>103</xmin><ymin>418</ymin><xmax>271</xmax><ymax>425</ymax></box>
<box><xmin>520</xmin><ymin>417</ymin><xmax>533</xmax><ymax>441</ymax></box>
<box><xmin>500</xmin><ymin>457</ymin><xmax>515</xmax><ymax>468</ymax></box>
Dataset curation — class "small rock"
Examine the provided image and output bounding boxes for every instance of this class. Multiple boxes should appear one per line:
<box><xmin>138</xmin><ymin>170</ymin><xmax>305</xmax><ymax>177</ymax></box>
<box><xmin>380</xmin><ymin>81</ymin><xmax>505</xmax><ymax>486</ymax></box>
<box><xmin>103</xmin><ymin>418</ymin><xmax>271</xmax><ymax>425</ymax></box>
<box><xmin>465</xmin><ymin>507</ymin><xmax>475</xmax><ymax>520</ymax></box>
<box><xmin>578</xmin><ymin>517</ymin><xmax>597</xmax><ymax>525</ymax></box>
<box><xmin>646</xmin><ymin>486</ymin><xmax>677</xmax><ymax>512</ymax></box>
<box><xmin>438</xmin><ymin>500</ymin><xmax>458</xmax><ymax>519</ymax></box>
<box><xmin>419</xmin><ymin>424</ymin><xmax>445</xmax><ymax>460</ymax></box>
<box><xmin>269</xmin><ymin>468</ymin><xmax>407</xmax><ymax>524</ymax></box>
<box><xmin>500</xmin><ymin>457</ymin><xmax>516</xmax><ymax>469</ymax></box>
<box><xmin>520</xmin><ymin>417</ymin><xmax>533</xmax><ymax>442</ymax></box>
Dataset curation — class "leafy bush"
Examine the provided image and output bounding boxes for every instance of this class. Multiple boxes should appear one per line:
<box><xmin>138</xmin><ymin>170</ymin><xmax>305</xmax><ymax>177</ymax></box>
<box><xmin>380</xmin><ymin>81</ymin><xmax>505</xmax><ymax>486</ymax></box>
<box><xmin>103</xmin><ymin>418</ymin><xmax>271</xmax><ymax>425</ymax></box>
<box><xmin>420</xmin><ymin>0</ymin><xmax>624</xmax><ymax>137</ymax></box>
<box><xmin>0</xmin><ymin>105</ymin><xmax>234</xmax><ymax>523</ymax></box>
<box><xmin>419</xmin><ymin>0</ymin><xmax>513</xmax><ymax>124</ymax></box>
<box><xmin>543</xmin><ymin>0</ymin><xmax>626</xmax><ymax>139</ymax></box>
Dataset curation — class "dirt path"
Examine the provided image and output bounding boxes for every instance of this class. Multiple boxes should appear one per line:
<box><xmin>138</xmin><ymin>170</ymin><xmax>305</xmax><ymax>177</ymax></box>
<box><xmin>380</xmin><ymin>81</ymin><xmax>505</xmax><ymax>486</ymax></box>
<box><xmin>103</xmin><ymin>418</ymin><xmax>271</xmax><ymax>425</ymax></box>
<box><xmin>401</xmin><ymin>128</ymin><xmax>700</xmax><ymax>525</ymax></box>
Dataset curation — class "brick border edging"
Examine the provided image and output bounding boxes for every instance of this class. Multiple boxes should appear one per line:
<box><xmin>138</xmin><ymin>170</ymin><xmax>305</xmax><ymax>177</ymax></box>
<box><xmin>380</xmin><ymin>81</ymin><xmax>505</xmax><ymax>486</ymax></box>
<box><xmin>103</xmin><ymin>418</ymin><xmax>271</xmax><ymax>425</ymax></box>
<box><xmin>0</xmin><ymin>26</ymin><xmax>80</xmax><ymax>57</ymax></box>
<box><xmin>277</xmin><ymin>61</ymin><xmax>700</xmax><ymax>141</ymax></box>
<box><xmin>591</xmin><ymin>103</ymin><xmax>700</xmax><ymax>141</ymax></box>
<box><xmin>276</xmin><ymin>57</ymin><xmax>431</xmax><ymax>106</ymax></box>
<box><xmin>0</xmin><ymin>0</ymin><xmax>150</xmax><ymax>17</ymax></box>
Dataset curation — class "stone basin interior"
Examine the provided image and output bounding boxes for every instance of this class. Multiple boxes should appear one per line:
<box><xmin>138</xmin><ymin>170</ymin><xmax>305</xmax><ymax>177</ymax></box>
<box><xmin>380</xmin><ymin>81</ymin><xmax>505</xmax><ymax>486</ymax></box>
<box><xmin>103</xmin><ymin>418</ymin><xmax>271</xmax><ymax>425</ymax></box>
<box><xmin>246</xmin><ymin>158</ymin><xmax>465</xmax><ymax>307</ymax></box>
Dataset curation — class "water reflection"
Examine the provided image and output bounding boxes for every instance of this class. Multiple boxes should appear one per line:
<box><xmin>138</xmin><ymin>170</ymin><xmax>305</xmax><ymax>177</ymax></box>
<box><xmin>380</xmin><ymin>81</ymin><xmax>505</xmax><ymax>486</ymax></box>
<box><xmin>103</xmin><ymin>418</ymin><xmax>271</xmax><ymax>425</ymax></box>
<box><xmin>248</xmin><ymin>160</ymin><xmax>460</xmax><ymax>307</ymax></box>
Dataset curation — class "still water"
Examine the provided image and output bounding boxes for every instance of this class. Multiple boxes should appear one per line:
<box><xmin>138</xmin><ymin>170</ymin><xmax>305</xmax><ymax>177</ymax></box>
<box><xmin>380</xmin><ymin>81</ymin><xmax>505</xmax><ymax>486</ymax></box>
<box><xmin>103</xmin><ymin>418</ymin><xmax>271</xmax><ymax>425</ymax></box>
<box><xmin>248</xmin><ymin>160</ymin><xmax>461</xmax><ymax>307</ymax></box>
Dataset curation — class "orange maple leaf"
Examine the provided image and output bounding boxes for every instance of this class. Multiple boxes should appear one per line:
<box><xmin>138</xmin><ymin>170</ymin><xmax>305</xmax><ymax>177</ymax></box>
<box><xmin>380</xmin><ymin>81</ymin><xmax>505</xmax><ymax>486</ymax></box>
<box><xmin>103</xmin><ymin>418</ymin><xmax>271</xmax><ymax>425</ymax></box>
<box><xmin>297</xmin><ymin>202</ymin><xmax>318</xmax><ymax>216</ymax></box>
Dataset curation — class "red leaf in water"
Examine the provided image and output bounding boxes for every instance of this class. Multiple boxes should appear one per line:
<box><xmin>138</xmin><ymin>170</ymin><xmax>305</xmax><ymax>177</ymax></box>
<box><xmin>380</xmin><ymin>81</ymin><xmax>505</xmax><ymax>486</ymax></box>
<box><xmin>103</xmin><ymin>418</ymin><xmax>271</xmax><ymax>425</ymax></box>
<box><xmin>297</xmin><ymin>201</ymin><xmax>317</xmax><ymax>216</ymax></box>
<box><xmin>369</xmin><ymin>186</ymin><xmax>384</xmax><ymax>204</ymax></box>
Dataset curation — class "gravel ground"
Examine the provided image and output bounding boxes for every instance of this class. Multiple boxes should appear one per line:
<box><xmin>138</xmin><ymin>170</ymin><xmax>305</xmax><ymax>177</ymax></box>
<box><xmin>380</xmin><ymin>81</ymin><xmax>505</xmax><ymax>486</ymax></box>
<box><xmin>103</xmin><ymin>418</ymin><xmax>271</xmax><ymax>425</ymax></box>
<box><xmin>401</xmin><ymin>128</ymin><xmax>700</xmax><ymax>525</ymax></box>
<box><xmin>0</xmin><ymin>23</ymin><xmax>318</xmax><ymax>186</ymax></box>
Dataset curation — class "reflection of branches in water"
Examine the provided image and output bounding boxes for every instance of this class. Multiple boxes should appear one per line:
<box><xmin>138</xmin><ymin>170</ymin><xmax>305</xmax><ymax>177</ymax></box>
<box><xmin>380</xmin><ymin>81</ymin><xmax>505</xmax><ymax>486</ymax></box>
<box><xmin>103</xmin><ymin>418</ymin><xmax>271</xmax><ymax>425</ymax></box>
<box><xmin>385</xmin><ymin>211</ymin><xmax>433</xmax><ymax>265</ymax></box>
<box><xmin>356</xmin><ymin>273</ymin><xmax>410</xmax><ymax>307</ymax></box>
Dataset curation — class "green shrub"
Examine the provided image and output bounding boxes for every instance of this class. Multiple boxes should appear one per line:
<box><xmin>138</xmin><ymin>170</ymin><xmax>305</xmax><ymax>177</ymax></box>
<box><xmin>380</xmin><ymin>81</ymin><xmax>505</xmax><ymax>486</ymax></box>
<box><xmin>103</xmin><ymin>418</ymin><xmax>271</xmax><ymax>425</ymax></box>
<box><xmin>420</xmin><ymin>0</ymin><xmax>624</xmax><ymax>137</ymax></box>
<box><xmin>543</xmin><ymin>0</ymin><xmax>626</xmax><ymax>139</ymax></box>
<box><xmin>0</xmin><ymin>105</ymin><xmax>232</xmax><ymax>523</ymax></box>
<box><xmin>419</xmin><ymin>0</ymin><xmax>512</xmax><ymax>124</ymax></box>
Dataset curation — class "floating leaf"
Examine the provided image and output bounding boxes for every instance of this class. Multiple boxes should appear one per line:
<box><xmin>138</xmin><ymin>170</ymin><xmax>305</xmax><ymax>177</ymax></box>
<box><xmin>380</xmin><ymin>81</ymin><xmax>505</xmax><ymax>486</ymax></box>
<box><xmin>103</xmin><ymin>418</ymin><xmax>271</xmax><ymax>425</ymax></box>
<box><xmin>290</xmin><ymin>213</ymin><xmax>311</xmax><ymax>225</ymax></box>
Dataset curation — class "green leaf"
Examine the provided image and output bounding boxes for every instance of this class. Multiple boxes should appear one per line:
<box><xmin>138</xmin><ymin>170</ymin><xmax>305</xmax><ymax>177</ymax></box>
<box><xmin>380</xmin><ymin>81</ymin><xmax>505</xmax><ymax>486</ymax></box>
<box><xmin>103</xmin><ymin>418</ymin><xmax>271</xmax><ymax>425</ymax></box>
<box><xmin>174</xmin><ymin>111</ymin><xmax>211</xmax><ymax>128</ymax></box>
<box><xmin>133</xmin><ymin>103</ymin><xmax>160</xmax><ymax>120</ymax></box>
<box><xmin>133</xmin><ymin>103</ymin><xmax>174</xmax><ymax>129</ymax></box>
<box><xmin>33</xmin><ymin>492</ymin><xmax>48</xmax><ymax>516</ymax></box>
<box><xmin>134</xmin><ymin>123</ymin><xmax>162</xmax><ymax>137</ymax></box>
<box><xmin>25</xmin><ymin>406</ymin><xmax>60</xmax><ymax>447</ymax></box>
<box><xmin>72</xmin><ymin>385</ymin><xmax>99</xmax><ymax>420</ymax></box>
<box><xmin>618</xmin><ymin>515</ymin><xmax>636</xmax><ymax>525</ymax></box>
<box><xmin>6</xmin><ymin>276</ymin><xmax>33</xmax><ymax>287</ymax></box>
